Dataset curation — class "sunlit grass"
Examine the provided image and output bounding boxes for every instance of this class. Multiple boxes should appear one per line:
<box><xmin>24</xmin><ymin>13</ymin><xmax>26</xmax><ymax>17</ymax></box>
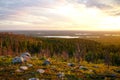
<box><xmin>0</xmin><ymin>56</ymin><xmax>120</xmax><ymax>80</ymax></box>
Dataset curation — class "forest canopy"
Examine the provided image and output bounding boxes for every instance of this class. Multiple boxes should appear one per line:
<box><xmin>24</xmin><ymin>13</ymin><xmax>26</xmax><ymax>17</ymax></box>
<box><xmin>0</xmin><ymin>33</ymin><xmax>120</xmax><ymax>66</ymax></box>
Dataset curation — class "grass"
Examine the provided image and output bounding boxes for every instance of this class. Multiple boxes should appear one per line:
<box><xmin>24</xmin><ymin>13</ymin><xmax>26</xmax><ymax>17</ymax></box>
<box><xmin>0</xmin><ymin>56</ymin><xmax>120</xmax><ymax>80</ymax></box>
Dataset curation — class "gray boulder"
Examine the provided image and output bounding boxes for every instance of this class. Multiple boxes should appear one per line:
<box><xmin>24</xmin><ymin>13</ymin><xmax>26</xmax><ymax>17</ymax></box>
<box><xmin>79</xmin><ymin>66</ymin><xmax>88</xmax><ymax>71</ymax></box>
<box><xmin>27</xmin><ymin>63</ymin><xmax>33</xmax><ymax>67</ymax></box>
<box><xmin>12</xmin><ymin>57</ymin><xmax>24</xmax><ymax>64</ymax></box>
<box><xmin>12</xmin><ymin>52</ymin><xmax>31</xmax><ymax>64</ymax></box>
<box><xmin>28</xmin><ymin>78</ymin><xmax>39</xmax><ymax>80</ymax></box>
<box><xmin>42</xmin><ymin>59</ymin><xmax>51</xmax><ymax>66</ymax></box>
<box><xmin>20</xmin><ymin>66</ymin><xmax>28</xmax><ymax>71</ymax></box>
<box><xmin>67</xmin><ymin>63</ymin><xmax>75</xmax><ymax>67</ymax></box>
<box><xmin>20</xmin><ymin>52</ymin><xmax>31</xmax><ymax>62</ymax></box>
<box><xmin>57</xmin><ymin>72</ymin><xmax>65</xmax><ymax>78</ymax></box>
<box><xmin>15</xmin><ymin>69</ymin><xmax>23</xmax><ymax>73</ymax></box>
<box><xmin>37</xmin><ymin>69</ymin><xmax>45</xmax><ymax>74</ymax></box>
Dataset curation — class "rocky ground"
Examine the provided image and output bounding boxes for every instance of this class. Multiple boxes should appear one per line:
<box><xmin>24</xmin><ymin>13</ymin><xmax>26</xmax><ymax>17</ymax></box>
<box><xmin>0</xmin><ymin>56</ymin><xmax>120</xmax><ymax>80</ymax></box>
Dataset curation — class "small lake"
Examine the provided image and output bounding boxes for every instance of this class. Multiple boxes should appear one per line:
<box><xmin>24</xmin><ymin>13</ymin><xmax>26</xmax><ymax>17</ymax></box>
<box><xmin>39</xmin><ymin>36</ymin><xmax>79</xmax><ymax>38</ymax></box>
<box><xmin>39</xmin><ymin>36</ymin><xmax>100</xmax><ymax>38</ymax></box>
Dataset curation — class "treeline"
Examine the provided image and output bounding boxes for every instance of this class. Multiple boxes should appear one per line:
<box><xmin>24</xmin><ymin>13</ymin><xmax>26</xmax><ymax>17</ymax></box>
<box><xmin>0</xmin><ymin>33</ymin><xmax>42</xmax><ymax>56</ymax></box>
<box><xmin>0</xmin><ymin>33</ymin><xmax>120</xmax><ymax>66</ymax></box>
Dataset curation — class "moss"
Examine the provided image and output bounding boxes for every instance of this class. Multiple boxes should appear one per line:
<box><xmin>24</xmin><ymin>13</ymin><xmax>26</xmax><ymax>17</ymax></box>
<box><xmin>0</xmin><ymin>56</ymin><xmax>119</xmax><ymax>80</ymax></box>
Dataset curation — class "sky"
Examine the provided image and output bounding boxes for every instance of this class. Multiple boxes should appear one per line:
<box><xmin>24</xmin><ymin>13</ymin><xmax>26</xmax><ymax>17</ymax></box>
<box><xmin>0</xmin><ymin>0</ymin><xmax>120</xmax><ymax>31</ymax></box>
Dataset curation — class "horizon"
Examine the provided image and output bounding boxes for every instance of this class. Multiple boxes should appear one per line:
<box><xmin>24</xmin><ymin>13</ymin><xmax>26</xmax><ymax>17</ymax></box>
<box><xmin>1</xmin><ymin>30</ymin><xmax>120</xmax><ymax>32</ymax></box>
<box><xmin>0</xmin><ymin>0</ymin><xmax>120</xmax><ymax>31</ymax></box>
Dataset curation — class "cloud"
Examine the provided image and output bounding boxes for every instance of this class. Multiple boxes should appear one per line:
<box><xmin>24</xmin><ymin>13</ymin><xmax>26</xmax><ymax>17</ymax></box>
<box><xmin>0</xmin><ymin>0</ymin><xmax>67</xmax><ymax>20</ymax></box>
<box><xmin>76</xmin><ymin>0</ymin><xmax>111</xmax><ymax>9</ymax></box>
<box><xmin>64</xmin><ymin>0</ymin><xmax>120</xmax><ymax>16</ymax></box>
<box><xmin>75</xmin><ymin>0</ymin><xmax>120</xmax><ymax>16</ymax></box>
<box><xmin>0</xmin><ymin>0</ymin><xmax>120</xmax><ymax>30</ymax></box>
<box><xmin>0</xmin><ymin>0</ymin><xmax>120</xmax><ymax>21</ymax></box>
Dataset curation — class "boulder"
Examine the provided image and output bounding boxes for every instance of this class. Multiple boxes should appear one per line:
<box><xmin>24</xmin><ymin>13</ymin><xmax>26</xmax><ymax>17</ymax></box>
<box><xmin>37</xmin><ymin>69</ymin><xmax>45</xmax><ymax>74</ymax></box>
<box><xmin>57</xmin><ymin>72</ymin><xmax>65</xmax><ymax>78</ymax></box>
<box><xmin>27</xmin><ymin>63</ymin><xmax>33</xmax><ymax>67</ymax></box>
<box><xmin>79</xmin><ymin>66</ymin><xmax>88</xmax><ymax>71</ymax></box>
<box><xmin>12</xmin><ymin>52</ymin><xmax>31</xmax><ymax>64</ymax></box>
<box><xmin>42</xmin><ymin>59</ymin><xmax>51</xmax><ymax>66</ymax></box>
<box><xmin>89</xmin><ymin>69</ymin><xmax>94</xmax><ymax>73</ymax></box>
<box><xmin>12</xmin><ymin>57</ymin><xmax>24</xmax><ymax>64</ymax></box>
<box><xmin>20</xmin><ymin>52</ymin><xmax>31</xmax><ymax>62</ymax></box>
<box><xmin>15</xmin><ymin>69</ymin><xmax>23</xmax><ymax>73</ymax></box>
<box><xmin>21</xmin><ymin>52</ymin><xmax>31</xmax><ymax>57</ymax></box>
<box><xmin>20</xmin><ymin>66</ymin><xmax>28</xmax><ymax>71</ymax></box>
<box><xmin>67</xmin><ymin>63</ymin><xmax>75</xmax><ymax>67</ymax></box>
<box><xmin>89</xmin><ymin>69</ymin><xmax>93</xmax><ymax>72</ymax></box>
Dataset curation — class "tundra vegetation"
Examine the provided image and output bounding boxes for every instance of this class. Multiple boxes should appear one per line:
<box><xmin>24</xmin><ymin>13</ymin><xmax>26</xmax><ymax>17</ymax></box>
<box><xmin>0</xmin><ymin>33</ymin><xmax>120</xmax><ymax>80</ymax></box>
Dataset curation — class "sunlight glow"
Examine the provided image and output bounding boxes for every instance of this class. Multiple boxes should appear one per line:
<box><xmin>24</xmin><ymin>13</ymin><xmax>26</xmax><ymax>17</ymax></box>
<box><xmin>56</xmin><ymin>4</ymin><xmax>73</xmax><ymax>15</ymax></box>
<box><xmin>0</xmin><ymin>0</ymin><xmax>120</xmax><ymax>31</ymax></box>
<box><xmin>98</xmin><ymin>16</ymin><xmax>120</xmax><ymax>30</ymax></box>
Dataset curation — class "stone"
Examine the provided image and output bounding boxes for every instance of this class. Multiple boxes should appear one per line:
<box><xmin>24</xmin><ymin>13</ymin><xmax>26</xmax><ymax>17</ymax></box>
<box><xmin>37</xmin><ymin>69</ymin><xmax>45</xmax><ymax>74</ymax></box>
<box><xmin>67</xmin><ymin>63</ymin><xmax>75</xmax><ymax>67</ymax></box>
<box><xmin>12</xmin><ymin>57</ymin><xmax>24</xmax><ymax>64</ymax></box>
<box><xmin>21</xmin><ymin>52</ymin><xmax>31</xmax><ymax>57</ymax></box>
<box><xmin>12</xmin><ymin>52</ymin><xmax>31</xmax><ymax>64</ymax></box>
<box><xmin>57</xmin><ymin>72</ymin><xmax>65</xmax><ymax>78</ymax></box>
<box><xmin>15</xmin><ymin>69</ymin><xmax>23</xmax><ymax>72</ymax></box>
<box><xmin>79</xmin><ymin>66</ymin><xmax>88</xmax><ymax>71</ymax></box>
<box><xmin>20</xmin><ymin>52</ymin><xmax>31</xmax><ymax>62</ymax></box>
<box><xmin>27</xmin><ymin>63</ymin><xmax>33</xmax><ymax>67</ymax></box>
<box><xmin>20</xmin><ymin>66</ymin><xmax>28</xmax><ymax>70</ymax></box>
<box><xmin>89</xmin><ymin>69</ymin><xmax>93</xmax><ymax>73</ymax></box>
<box><xmin>42</xmin><ymin>59</ymin><xmax>51</xmax><ymax>66</ymax></box>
